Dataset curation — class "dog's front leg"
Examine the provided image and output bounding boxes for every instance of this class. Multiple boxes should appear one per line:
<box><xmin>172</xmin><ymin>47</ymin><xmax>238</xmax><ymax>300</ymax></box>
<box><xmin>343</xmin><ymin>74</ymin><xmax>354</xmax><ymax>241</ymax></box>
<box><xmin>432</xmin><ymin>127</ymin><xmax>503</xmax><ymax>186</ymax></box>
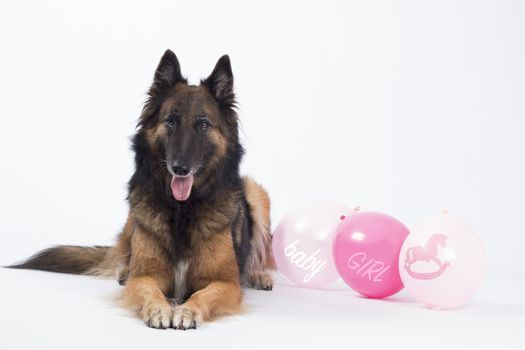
<box><xmin>122</xmin><ymin>228</ymin><xmax>173</xmax><ymax>329</ymax></box>
<box><xmin>172</xmin><ymin>231</ymin><xmax>242</xmax><ymax>329</ymax></box>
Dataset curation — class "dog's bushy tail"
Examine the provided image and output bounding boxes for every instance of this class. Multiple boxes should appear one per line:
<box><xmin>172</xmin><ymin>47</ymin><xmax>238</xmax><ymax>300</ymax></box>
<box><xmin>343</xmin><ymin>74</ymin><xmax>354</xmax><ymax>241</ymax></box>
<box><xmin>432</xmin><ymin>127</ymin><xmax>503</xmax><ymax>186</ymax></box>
<box><xmin>8</xmin><ymin>245</ymin><xmax>118</xmax><ymax>277</ymax></box>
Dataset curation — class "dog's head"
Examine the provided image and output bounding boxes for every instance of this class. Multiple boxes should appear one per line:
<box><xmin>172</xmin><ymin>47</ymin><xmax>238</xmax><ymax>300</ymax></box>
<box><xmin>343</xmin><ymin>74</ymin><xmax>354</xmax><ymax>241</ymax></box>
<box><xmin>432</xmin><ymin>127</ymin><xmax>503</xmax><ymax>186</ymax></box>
<box><xmin>136</xmin><ymin>50</ymin><xmax>242</xmax><ymax>202</ymax></box>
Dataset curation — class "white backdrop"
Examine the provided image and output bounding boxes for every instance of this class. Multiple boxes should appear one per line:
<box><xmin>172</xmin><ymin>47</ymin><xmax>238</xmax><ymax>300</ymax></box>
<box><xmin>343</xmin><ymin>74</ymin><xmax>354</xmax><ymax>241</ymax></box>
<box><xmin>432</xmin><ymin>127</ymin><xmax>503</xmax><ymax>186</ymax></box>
<box><xmin>1</xmin><ymin>2</ymin><xmax>524</xmax><ymax>349</ymax></box>
<box><xmin>0</xmin><ymin>1</ymin><xmax>523</xmax><ymax>278</ymax></box>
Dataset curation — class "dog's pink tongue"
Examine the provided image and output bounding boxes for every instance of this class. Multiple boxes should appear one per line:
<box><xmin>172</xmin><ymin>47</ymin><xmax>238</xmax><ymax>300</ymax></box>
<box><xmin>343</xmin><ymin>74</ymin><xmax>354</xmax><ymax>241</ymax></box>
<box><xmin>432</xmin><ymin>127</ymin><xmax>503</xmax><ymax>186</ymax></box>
<box><xmin>171</xmin><ymin>175</ymin><xmax>194</xmax><ymax>201</ymax></box>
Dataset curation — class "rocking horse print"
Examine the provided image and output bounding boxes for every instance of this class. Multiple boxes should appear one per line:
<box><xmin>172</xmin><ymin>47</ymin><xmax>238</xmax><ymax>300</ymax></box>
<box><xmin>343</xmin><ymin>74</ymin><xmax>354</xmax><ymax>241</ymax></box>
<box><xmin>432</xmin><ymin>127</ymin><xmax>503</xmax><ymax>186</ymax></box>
<box><xmin>404</xmin><ymin>234</ymin><xmax>451</xmax><ymax>280</ymax></box>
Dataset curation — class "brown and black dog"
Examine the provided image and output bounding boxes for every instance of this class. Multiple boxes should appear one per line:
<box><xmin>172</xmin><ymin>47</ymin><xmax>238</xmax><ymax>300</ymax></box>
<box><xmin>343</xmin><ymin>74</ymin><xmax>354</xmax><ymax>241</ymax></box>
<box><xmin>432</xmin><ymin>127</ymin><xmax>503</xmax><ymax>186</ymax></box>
<box><xmin>10</xmin><ymin>50</ymin><xmax>275</xmax><ymax>329</ymax></box>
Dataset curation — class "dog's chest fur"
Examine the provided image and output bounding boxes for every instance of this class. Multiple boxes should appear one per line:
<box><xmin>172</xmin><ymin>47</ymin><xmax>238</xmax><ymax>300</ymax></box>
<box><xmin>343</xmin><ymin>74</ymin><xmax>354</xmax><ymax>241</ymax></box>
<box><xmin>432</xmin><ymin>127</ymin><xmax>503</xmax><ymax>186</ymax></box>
<box><xmin>130</xmin><ymin>185</ymin><xmax>249</xmax><ymax>302</ymax></box>
<box><xmin>173</xmin><ymin>259</ymin><xmax>190</xmax><ymax>304</ymax></box>
<box><xmin>164</xmin><ymin>198</ymin><xmax>236</xmax><ymax>302</ymax></box>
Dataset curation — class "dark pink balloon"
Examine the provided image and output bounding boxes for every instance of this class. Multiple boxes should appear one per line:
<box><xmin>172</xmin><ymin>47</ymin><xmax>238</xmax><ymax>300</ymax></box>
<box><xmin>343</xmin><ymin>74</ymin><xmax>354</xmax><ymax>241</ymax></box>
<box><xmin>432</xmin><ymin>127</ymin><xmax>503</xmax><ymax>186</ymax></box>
<box><xmin>333</xmin><ymin>212</ymin><xmax>409</xmax><ymax>298</ymax></box>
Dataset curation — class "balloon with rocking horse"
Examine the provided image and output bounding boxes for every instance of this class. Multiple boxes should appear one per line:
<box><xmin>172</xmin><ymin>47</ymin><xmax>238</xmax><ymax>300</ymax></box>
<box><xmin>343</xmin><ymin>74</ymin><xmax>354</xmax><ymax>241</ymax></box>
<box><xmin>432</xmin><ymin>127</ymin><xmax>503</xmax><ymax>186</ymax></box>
<box><xmin>399</xmin><ymin>211</ymin><xmax>485</xmax><ymax>309</ymax></box>
<box><xmin>403</xmin><ymin>233</ymin><xmax>451</xmax><ymax>280</ymax></box>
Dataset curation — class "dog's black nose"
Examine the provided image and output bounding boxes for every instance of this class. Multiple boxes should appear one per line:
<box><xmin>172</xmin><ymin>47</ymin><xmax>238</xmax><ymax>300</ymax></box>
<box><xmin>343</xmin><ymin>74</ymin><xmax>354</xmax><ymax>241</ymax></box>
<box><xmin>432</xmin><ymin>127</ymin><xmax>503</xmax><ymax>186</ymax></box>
<box><xmin>172</xmin><ymin>165</ymin><xmax>190</xmax><ymax>176</ymax></box>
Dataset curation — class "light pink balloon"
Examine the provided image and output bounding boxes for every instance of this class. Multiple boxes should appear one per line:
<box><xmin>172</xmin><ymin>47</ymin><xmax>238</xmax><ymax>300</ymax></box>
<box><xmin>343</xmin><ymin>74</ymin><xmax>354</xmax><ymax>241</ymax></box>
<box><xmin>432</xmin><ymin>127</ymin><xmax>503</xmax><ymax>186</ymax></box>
<box><xmin>333</xmin><ymin>212</ymin><xmax>409</xmax><ymax>298</ymax></box>
<box><xmin>272</xmin><ymin>202</ymin><xmax>350</xmax><ymax>288</ymax></box>
<box><xmin>399</xmin><ymin>214</ymin><xmax>485</xmax><ymax>309</ymax></box>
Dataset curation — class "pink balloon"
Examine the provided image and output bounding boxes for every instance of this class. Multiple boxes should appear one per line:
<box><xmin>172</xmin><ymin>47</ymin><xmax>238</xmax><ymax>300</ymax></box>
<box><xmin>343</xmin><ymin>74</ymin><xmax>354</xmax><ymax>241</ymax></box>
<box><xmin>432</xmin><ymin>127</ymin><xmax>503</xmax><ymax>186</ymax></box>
<box><xmin>272</xmin><ymin>202</ymin><xmax>350</xmax><ymax>288</ymax></box>
<box><xmin>399</xmin><ymin>214</ymin><xmax>485</xmax><ymax>309</ymax></box>
<box><xmin>333</xmin><ymin>212</ymin><xmax>409</xmax><ymax>298</ymax></box>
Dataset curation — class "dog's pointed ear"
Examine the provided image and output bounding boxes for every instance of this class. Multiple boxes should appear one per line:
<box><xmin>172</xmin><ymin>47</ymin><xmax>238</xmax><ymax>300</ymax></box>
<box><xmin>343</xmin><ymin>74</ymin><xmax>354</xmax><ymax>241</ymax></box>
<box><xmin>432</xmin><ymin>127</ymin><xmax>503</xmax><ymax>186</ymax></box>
<box><xmin>140</xmin><ymin>50</ymin><xmax>185</xmax><ymax>127</ymax></box>
<box><xmin>152</xmin><ymin>49</ymin><xmax>184</xmax><ymax>90</ymax></box>
<box><xmin>203</xmin><ymin>55</ymin><xmax>235</xmax><ymax>107</ymax></box>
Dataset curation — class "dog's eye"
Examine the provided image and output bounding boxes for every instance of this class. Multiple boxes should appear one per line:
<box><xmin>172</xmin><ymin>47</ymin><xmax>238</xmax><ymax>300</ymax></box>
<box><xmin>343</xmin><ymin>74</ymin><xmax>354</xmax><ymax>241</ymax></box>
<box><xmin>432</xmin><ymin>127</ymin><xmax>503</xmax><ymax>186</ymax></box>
<box><xmin>164</xmin><ymin>115</ymin><xmax>177</xmax><ymax>128</ymax></box>
<box><xmin>198</xmin><ymin>120</ymin><xmax>211</xmax><ymax>131</ymax></box>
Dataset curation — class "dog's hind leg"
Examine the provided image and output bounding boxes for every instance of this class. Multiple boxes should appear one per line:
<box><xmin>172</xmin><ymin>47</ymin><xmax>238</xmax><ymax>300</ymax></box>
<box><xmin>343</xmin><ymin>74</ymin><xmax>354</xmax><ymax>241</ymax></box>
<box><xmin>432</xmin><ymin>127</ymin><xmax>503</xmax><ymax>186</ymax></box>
<box><xmin>60</xmin><ymin>214</ymin><xmax>134</xmax><ymax>282</ymax></box>
<box><xmin>242</xmin><ymin>177</ymin><xmax>275</xmax><ymax>291</ymax></box>
<box><xmin>109</xmin><ymin>215</ymin><xmax>133</xmax><ymax>285</ymax></box>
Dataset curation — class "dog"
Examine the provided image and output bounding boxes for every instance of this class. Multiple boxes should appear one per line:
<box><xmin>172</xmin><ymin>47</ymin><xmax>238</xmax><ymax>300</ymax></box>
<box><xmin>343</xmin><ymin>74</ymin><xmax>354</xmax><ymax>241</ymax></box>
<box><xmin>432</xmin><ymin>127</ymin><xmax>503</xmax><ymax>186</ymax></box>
<box><xmin>9</xmin><ymin>50</ymin><xmax>275</xmax><ymax>329</ymax></box>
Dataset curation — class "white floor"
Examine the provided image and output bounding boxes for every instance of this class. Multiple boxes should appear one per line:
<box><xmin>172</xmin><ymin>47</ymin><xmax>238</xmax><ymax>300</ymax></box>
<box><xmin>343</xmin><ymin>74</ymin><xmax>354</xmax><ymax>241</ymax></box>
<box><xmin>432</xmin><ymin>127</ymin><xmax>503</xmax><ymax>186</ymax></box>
<box><xmin>0</xmin><ymin>267</ymin><xmax>523</xmax><ymax>350</ymax></box>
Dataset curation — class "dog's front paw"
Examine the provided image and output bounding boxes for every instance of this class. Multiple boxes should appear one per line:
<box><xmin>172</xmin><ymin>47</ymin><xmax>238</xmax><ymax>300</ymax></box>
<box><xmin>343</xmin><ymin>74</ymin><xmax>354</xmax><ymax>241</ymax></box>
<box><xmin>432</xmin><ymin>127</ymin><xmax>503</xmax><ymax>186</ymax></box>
<box><xmin>172</xmin><ymin>305</ymin><xmax>200</xmax><ymax>330</ymax></box>
<box><xmin>141</xmin><ymin>301</ymin><xmax>173</xmax><ymax>329</ymax></box>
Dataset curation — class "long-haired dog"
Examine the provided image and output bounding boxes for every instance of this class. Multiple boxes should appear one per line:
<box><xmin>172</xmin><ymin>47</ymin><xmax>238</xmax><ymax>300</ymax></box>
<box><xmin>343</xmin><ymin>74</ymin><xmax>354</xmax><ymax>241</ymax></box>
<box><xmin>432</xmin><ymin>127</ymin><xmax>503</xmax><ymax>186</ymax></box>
<box><xmin>10</xmin><ymin>50</ymin><xmax>275</xmax><ymax>329</ymax></box>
